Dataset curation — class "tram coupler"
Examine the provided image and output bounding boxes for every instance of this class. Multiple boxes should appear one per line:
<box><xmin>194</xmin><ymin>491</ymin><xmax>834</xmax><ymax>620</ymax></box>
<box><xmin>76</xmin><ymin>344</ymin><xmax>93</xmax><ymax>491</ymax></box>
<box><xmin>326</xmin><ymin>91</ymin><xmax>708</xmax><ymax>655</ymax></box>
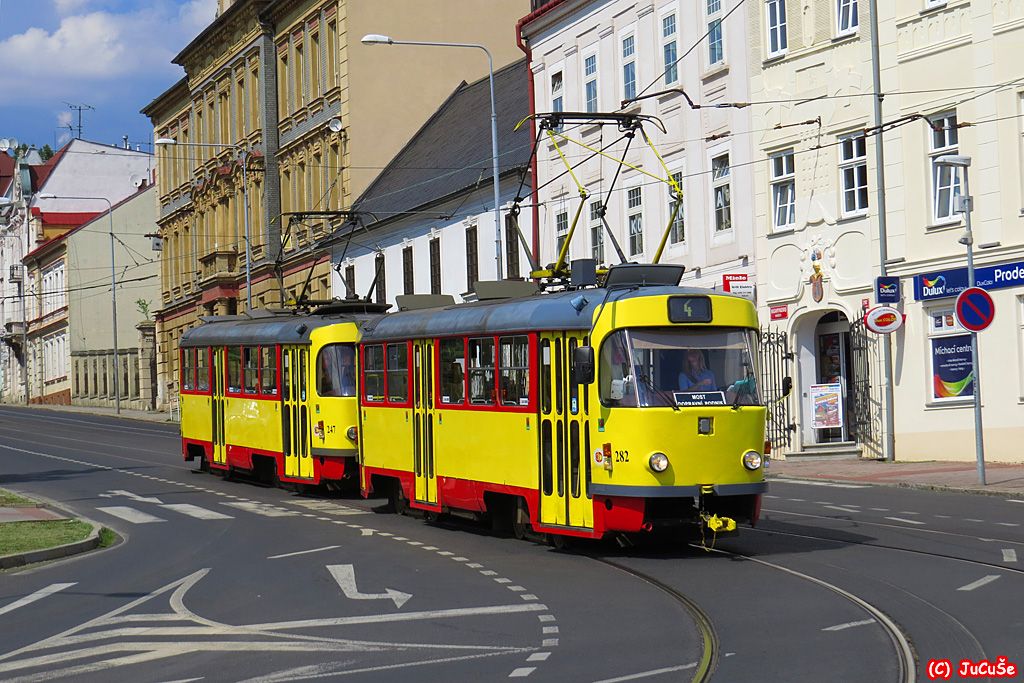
<box><xmin>702</xmin><ymin>513</ymin><xmax>737</xmax><ymax>533</ymax></box>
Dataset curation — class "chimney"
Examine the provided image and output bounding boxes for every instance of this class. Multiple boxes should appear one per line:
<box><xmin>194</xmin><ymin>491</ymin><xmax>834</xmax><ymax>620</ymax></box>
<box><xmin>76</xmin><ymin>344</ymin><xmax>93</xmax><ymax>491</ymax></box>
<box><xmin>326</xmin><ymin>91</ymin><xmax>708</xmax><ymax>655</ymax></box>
<box><xmin>123</xmin><ymin>135</ymin><xmax>129</xmax><ymax>149</ymax></box>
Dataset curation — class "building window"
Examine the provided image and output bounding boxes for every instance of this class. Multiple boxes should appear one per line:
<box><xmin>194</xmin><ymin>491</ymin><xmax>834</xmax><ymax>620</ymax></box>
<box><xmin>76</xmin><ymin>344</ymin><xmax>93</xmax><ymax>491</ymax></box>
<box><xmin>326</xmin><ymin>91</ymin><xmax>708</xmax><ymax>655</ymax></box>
<box><xmin>429</xmin><ymin>236</ymin><xmax>441</xmax><ymax>295</ymax></box>
<box><xmin>662</xmin><ymin>15</ymin><xmax>678</xmax><ymax>84</ymax></box>
<box><xmin>402</xmin><ymin>245</ymin><xmax>414</xmax><ymax>295</ymax></box>
<box><xmin>465</xmin><ymin>224</ymin><xmax>479</xmax><ymax>290</ymax></box>
<box><xmin>374</xmin><ymin>251</ymin><xmax>386</xmax><ymax>305</ymax></box>
<box><xmin>668</xmin><ymin>171</ymin><xmax>685</xmax><ymax>244</ymax></box>
<box><xmin>766</xmin><ymin>0</ymin><xmax>788</xmax><ymax>56</ymax></box>
<box><xmin>840</xmin><ymin>134</ymin><xmax>869</xmax><ymax>215</ymax></box>
<box><xmin>344</xmin><ymin>263</ymin><xmax>355</xmax><ymax>298</ymax></box>
<box><xmin>1018</xmin><ymin>296</ymin><xmax>1024</xmax><ymax>399</ymax></box>
<box><xmin>590</xmin><ymin>201</ymin><xmax>605</xmax><ymax>262</ymax></box>
<box><xmin>928</xmin><ymin>308</ymin><xmax>972</xmax><ymax>403</ymax></box>
<box><xmin>584</xmin><ymin>54</ymin><xmax>598</xmax><ymax>113</ymax></box>
<box><xmin>707</xmin><ymin>0</ymin><xmax>724</xmax><ymax>66</ymax></box>
<box><xmin>930</xmin><ymin>112</ymin><xmax>960</xmax><ymax>223</ymax></box>
<box><xmin>837</xmin><ymin>0</ymin><xmax>859</xmax><ymax>35</ymax></box>
<box><xmin>555</xmin><ymin>211</ymin><xmax>569</xmax><ymax>257</ymax></box>
<box><xmin>770</xmin><ymin>150</ymin><xmax>796</xmax><ymax>231</ymax></box>
<box><xmin>622</xmin><ymin>35</ymin><xmax>637</xmax><ymax>102</ymax></box>
<box><xmin>627</xmin><ymin>187</ymin><xmax>643</xmax><ymax>256</ymax></box>
<box><xmin>551</xmin><ymin>70</ymin><xmax>563</xmax><ymax>118</ymax></box>
<box><xmin>505</xmin><ymin>214</ymin><xmax>521</xmax><ymax>280</ymax></box>
<box><xmin>712</xmin><ymin>153</ymin><xmax>732</xmax><ymax>232</ymax></box>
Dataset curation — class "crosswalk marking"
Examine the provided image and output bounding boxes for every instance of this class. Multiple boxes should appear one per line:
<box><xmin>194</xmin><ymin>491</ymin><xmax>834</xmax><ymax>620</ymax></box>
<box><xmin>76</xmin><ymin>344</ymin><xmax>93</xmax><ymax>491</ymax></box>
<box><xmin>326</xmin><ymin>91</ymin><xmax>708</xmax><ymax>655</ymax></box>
<box><xmin>159</xmin><ymin>503</ymin><xmax>233</xmax><ymax>520</ymax></box>
<box><xmin>221</xmin><ymin>501</ymin><xmax>298</xmax><ymax>517</ymax></box>
<box><xmin>288</xmin><ymin>500</ymin><xmax>369</xmax><ymax>516</ymax></box>
<box><xmin>96</xmin><ymin>506</ymin><xmax>164</xmax><ymax>524</ymax></box>
<box><xmin>958</xmin><ymin>575</ymin><xmax>1000</xmax><ymax>592</ymax></box>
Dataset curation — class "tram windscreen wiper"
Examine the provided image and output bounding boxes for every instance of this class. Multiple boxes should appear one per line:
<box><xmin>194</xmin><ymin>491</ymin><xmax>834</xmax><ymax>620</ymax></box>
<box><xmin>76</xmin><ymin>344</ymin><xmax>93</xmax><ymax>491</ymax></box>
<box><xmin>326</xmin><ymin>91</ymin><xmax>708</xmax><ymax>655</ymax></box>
<box><xmin>636</xmin><ymin>373</ymin><xmax>679</xmax><ymax>411</ymax></box>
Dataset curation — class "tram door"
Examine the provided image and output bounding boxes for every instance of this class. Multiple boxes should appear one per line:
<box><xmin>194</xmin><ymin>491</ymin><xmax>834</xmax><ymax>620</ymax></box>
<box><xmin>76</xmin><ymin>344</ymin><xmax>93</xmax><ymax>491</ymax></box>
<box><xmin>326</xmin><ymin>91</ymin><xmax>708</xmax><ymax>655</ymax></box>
<box><xmin>412</xmin><ymin>340</ymin><xmax>437</xmax><ymax>505</ymax></box>
<box><xmin>211</xmin><ymin>347</ymin><xmax>227</xmax><ymax>467</ymax></box>
<box><xmin>538</xmin><ymin>332</ymin><xmax>593</xmax><ymax>530</ymax></box>
<box><xmin>282</xmin><ymin>346</ymin><xmax>314</xmax><ymax>479</ymax></box>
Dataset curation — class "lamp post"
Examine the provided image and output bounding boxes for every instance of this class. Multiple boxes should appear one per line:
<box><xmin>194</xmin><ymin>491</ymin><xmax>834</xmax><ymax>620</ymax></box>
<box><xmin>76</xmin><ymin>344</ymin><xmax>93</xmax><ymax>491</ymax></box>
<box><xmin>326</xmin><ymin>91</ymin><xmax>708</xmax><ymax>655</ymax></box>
<box><xmin>0</xmin><ymin>198</ymin><xmax>29</xmax><ymax>405</ymax></box>
<box><xmin>38</xmin><ymin>194</ymin><xmax>119</xmax><ymax>414</ymax></box>
<box><xmin>155</xmin><ymin>138</ymin><xmax>252</xmax><ymax>310</ymax></box>
<box><xmin>936</xmin><ymin>154</ymin><xmax>985</xmax><ymax>485</ymax></box>
<box><xmin>361</xmin><ymin>33</ymin><xmax>504</xmax><ymax>281</ymax></box>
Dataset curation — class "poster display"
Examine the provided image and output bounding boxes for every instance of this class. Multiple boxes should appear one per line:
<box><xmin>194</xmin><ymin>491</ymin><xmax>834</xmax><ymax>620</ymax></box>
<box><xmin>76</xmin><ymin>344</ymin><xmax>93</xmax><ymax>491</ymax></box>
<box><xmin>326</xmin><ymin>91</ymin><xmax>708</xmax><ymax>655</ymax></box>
<box><xmin>810</xmin><ymin>383</ymin><xmax>844</xmax><ymax>429</ymax></box>
<box><xmin>930</xmin><ymin>334</ymin><xmax>974</xmax><ymax>400</ymax></box>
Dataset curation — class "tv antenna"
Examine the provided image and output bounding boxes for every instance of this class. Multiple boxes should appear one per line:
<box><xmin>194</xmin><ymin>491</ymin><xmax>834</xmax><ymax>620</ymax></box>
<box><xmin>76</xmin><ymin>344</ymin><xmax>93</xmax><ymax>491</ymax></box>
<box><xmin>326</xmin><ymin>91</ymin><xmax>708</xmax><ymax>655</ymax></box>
<box><xmin>64</xmin><ymin>102</ymin><xmax>95</xmax><ymax>139</ymax></box>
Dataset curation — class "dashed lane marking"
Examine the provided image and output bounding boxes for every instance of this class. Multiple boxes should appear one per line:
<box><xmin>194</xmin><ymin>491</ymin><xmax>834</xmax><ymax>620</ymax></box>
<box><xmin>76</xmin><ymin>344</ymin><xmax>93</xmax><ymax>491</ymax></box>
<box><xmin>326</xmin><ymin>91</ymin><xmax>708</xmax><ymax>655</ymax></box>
<box><xmin>822</xmin><ymin>619</ymin><xmax>876</xmax><ymax>632</ymax></box>
<box><xmin>824</xmin><ymin>505</ymin><xmax>859</xmax><ymax>514</ymax></box>
<box><xmin>267</xmin><ymin>545</ymin><xmax>340</xmax><ymax>560</ymax></box>
<box><xmin>1003</xmin><ymin>549</ymin><xmax>1018</xmax><ymax>563</ymax></box>
<box><xmin>221</xmin><ymin>502</ymin><xmax>298</xmax><ymax>518</ymax></box>
<box><xmin>885</xmin><ymin>517</ymin><xmax>925</xmax><ymax>525</ymax></box>
<box><xmin>509</xmin><ymin>667</ymin><xmax>536</xmax><ymax>677</ymax></box>
<box><xmin>957</xmin><ymin>575</ymin><xmax>1000</xmax><ymax>591</ymax></box>
<box><xmin>591</xmin><ymin>663</ymin><xmax>698</xmax><ymax>682</ymax></box>
<box><xmin>771</xmin><ymin>479</ymin><xmax>868</xmax><ymax>489</ymax></box>
<box><xmin>527</xmin><ymin>653</ymin><xmax>551</xmax><ymax>662</ymax></box>
<box><xmin>0</xmin><ymin>583</ymin><xmax>76</xmax><ymax>617</ymax></box>
<box><xmin>96</xmin><ymin>506</ymin><xmax>164</xmax><ymax>524</ymax></box>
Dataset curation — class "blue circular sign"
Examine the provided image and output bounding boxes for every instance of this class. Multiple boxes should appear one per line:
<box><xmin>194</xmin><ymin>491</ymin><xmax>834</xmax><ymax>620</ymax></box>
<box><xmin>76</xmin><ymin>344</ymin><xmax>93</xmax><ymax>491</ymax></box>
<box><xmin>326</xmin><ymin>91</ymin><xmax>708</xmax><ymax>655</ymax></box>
<box><xmin>955</xmin><ymin>287</ymin><xmax>995</xmax><ymax>332</ymax></box>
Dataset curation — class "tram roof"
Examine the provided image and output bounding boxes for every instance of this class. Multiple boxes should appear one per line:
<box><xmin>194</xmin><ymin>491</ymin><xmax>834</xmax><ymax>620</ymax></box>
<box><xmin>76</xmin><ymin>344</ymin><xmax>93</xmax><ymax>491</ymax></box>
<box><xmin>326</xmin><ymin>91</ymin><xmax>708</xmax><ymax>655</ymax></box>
<box><xmin>180</xmin><ymin>313</ymin><xmax>371</xmax><ymax>348</ymax></box>
<box><xmin>360</xmin><ymin>286</ymin><xmax>724</xmax><ymax>341</ymax></box>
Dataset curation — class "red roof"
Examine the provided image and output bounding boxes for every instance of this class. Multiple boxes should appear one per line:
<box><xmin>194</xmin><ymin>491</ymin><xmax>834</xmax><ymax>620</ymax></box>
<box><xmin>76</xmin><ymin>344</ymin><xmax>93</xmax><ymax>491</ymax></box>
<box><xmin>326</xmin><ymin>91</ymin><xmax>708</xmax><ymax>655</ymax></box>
<box><xmin>0</xmin><ymin>153</ymin><xmax>14</xmax><ymax>195</ymax></box>
<box><xmin>28</xmin><ymin>143</ymin><xmax>68</xmax><ymax>192</ymax></box>
<box><xmin>29</xmin><ymin>207</ymin><xmax>100</xmax><ymax>226</ymax></box>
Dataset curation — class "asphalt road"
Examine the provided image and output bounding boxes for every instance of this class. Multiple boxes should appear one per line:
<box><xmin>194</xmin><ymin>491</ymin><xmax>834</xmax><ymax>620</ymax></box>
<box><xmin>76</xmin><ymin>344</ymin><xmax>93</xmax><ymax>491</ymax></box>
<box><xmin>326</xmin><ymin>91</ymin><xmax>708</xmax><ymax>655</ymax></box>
<box><xmin>1</xmin><ymin>405</ymin><xmax>1021</xmax><ymax>682</ymax></box>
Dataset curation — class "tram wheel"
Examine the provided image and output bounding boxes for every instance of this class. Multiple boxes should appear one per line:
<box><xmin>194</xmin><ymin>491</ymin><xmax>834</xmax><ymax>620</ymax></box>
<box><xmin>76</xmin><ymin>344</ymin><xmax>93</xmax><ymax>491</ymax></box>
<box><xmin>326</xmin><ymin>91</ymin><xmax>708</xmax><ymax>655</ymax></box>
<box><xmin>389</xmin><ymin>482</ymin><xmax>409</xmax><ymax>516</ymax></box>
<box><xmin>547</xmin><ymin>533</ymin><xmax>569</xmax><ymax>550</ymax></box>
<box><xmin>512</xmin><ymin>499</ymin><xmax>530</xmax><ymax>541</ymax></box>
<box><xmin>423</xmin><ymin>511</ymin><xmax>440</xmax><ymax>524</ymax></box>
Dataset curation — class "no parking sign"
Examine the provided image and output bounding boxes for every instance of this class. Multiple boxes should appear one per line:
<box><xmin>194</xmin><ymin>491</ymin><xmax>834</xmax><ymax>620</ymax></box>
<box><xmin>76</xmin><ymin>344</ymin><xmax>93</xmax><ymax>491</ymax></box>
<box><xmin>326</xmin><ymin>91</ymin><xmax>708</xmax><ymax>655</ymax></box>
<box><xmin>954</xmin><ymin>287</ymin><xmax>995</xmax><ymax>332</ymax></box>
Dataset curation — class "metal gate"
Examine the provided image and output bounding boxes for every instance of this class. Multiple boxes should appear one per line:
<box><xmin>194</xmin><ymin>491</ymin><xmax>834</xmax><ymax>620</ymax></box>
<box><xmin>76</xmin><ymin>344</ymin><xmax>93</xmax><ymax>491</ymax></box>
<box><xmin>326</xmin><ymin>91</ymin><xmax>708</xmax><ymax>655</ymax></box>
<box><xmin>847</xmin><ymin>319</ymin><xmax>881</xmax><ymax>456</ymax></box>
<box><xmin>759</xmin><ymin>327</ymin><xmax>795</xmax><ymax>454</ymax></box>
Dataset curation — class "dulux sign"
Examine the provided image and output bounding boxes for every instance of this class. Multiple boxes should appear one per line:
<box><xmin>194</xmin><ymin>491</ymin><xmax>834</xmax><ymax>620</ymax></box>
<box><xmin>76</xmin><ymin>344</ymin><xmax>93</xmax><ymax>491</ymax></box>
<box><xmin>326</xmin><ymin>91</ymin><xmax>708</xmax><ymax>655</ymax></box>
<box><xmin>914</xmin><ymin>259</ymin><xmax>1024</xmax><ymax>301</ymax></box>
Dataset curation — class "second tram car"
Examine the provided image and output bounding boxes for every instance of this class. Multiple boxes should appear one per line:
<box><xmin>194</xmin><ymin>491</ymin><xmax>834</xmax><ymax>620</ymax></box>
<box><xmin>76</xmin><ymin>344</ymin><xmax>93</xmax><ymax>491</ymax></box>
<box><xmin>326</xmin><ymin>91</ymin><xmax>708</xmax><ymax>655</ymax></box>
<box><xmin>358</xmin><ymin>265</ymin><xmax>770</xmax><ymax>541</ymax></box>
<box><xmin>179</xmin><ymin>305</ymin><xmax>384</xmax><ymax>488</ymax></box>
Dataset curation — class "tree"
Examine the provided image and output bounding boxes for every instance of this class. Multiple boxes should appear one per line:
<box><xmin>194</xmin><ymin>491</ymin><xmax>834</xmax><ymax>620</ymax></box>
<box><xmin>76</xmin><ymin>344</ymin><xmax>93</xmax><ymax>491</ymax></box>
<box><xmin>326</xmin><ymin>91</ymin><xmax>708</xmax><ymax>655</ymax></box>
<box><xmin>40</xmin><ymin>145</ymin><xmax>54</xmax><ymax>161</ymax></box>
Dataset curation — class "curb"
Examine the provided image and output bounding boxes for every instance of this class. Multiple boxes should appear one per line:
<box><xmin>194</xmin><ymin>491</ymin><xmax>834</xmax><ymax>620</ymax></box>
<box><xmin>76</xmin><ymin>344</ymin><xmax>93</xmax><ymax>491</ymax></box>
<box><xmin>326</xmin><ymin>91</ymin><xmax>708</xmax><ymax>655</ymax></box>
<box><xmin>768</xmin><ymin>474</ymin><xmax>1024</xmax><ymax>499</ymax></box>
<box><xmin>0</xmin><ymin>524</ymin><xmax>101</xmax><ymax>570</ymax></box>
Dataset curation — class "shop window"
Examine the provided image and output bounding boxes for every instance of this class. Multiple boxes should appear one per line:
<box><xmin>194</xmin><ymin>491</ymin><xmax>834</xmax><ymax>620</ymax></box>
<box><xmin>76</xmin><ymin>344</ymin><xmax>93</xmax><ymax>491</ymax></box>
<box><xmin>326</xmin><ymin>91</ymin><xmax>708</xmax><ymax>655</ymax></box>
<box><xmin>928</xmin><ymin>308</ymin><xmax>973</xmax><ymax>403</ymax></box>
<box><xmin>440</xmin><ymin>338</ymin><xmax>466</xmax><ymax>405</ymax></box>
<box><xmin>363</xmin><ymin>345</ymin><xmax>385</xmax><ymax>402</ymax></box>
<box><xmin>386</xmin><ymin>343</ymin><xmax>409</xmax><ymax>403</ymax></box>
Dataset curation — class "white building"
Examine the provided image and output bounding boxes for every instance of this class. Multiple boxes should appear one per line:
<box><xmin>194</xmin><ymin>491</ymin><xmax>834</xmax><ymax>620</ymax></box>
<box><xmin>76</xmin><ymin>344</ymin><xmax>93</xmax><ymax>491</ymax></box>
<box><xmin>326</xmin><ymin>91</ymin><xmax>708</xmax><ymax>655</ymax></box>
<box><xmin>329</xmin><ymin>60</ymin><xmax>534</xmax><ymax>306</ymax></box>
<box><xmin>518</xmin><ymin>0</ymin><xmax>755</xmax><ymax>291</ymax></box>
<box><xmin>748</xmin><ymin>0</ymin><xmax>1024</xmax><ymax>462</ymax></box>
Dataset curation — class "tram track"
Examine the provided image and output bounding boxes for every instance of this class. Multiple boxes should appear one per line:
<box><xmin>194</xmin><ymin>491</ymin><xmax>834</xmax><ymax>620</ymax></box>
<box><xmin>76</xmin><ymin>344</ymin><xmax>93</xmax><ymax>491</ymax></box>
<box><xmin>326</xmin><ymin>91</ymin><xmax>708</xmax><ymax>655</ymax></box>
<box><xmin>588</xmin><ymin>555</ymin><xmax>719</xmax><ymax>683</ymax></box>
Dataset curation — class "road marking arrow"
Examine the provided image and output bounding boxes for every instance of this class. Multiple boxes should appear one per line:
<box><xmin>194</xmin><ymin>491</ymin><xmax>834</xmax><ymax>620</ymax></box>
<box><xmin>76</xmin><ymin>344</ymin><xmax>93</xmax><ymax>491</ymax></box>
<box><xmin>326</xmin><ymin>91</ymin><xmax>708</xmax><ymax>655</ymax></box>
<box><xmin>104</xmin><ymin>490</ymin><xmax>164</xmax><ymax>505</ymax></box>
<box><xmin>327</xmin><ymin>564</ymin><xmax>411</xmax><ymax>609</ymax></box>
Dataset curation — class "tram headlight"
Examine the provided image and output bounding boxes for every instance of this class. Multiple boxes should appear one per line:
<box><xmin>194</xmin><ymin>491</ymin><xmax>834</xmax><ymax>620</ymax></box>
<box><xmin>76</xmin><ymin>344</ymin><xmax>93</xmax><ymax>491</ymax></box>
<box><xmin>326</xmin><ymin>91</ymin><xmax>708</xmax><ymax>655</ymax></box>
<box><xmin>742</xmin><ymin>450</ymin><xmax>763</xmax><ymax>471</ymax></box>
<box><xmin>649</xmin><ymin>452</ymin><xmax>670</xmax><ymax>473</ymax></box>
<box><xmin>346</xmin><ymin>426</ymin><xmax>358</xmax><ymax>443</ymax></box>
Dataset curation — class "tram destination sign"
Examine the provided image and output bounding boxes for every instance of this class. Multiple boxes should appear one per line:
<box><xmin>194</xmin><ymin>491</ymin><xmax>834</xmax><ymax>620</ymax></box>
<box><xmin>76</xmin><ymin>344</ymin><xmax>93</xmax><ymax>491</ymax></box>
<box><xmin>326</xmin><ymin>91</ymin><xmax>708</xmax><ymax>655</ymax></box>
<box><xmin>668</xmin><ymin>296</ymin><xmax>712</xmax><ymax>323</ymax></box>
<box><xmin>914</xmin><ymin>259</ymin><xmax>1024</xmax><ymax>301</ymax></box>
<box><xmin>674</xmin><ymin>391</ymin><xmax>727</xmax><ymax>407</ymax></box>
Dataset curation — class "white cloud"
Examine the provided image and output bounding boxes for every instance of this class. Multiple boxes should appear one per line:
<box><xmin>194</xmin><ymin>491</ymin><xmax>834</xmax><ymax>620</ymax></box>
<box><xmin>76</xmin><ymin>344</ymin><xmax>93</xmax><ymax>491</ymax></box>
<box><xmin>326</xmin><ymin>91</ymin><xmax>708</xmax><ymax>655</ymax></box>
<box><xmin>53</xmin><ymin>0</ymin><xmax>92</xmax><ymax>15</ymax></box>
<box><xmin>57</xmin><ymin>111</ymin><xmax>73</xmax><ymax>127</ymax></box>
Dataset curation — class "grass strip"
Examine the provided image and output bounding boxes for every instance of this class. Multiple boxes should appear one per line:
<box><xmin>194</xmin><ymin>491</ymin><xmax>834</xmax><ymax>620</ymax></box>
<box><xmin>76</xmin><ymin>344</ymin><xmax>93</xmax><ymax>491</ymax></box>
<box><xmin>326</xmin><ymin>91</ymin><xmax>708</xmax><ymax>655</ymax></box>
<box><xmin>0</xmin><ymin>490</ymin><xmax>37</xmax><ymax>507</ymax></box>
<box><xmin>0</xmin><ymin>520</ymin><xmax>93</xmax><ymax>555</ymax></box>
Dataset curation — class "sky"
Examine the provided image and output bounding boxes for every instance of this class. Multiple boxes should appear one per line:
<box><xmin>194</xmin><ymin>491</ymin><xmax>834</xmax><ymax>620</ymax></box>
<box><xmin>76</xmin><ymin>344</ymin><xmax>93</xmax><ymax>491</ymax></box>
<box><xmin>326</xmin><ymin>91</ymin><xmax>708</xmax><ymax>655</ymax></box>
<box><xmin>0</xmin><ymin>0</ymin><xmax>217</xmax><ymax>153</ymax></box>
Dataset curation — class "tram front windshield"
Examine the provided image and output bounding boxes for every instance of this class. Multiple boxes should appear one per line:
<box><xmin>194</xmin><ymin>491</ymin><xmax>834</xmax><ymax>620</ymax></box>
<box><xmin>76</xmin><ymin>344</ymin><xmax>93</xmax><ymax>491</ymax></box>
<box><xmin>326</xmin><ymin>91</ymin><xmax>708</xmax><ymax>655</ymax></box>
<box><xmin>599</xmin><ymin>328</ymin><xmax>761</xmax><ymax>407</ymax></box>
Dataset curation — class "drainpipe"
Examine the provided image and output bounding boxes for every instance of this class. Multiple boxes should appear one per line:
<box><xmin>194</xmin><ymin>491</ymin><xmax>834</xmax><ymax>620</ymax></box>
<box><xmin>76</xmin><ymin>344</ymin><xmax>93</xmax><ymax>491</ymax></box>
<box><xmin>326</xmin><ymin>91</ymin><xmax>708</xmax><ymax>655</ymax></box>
<box><xmin>869</xmin><ymin>0</ymin><xmax>897</xmax><ymax>462</ymax></box>
<box><xmin>517</xmin><ymin>0</ymin><xmax>570</xmax><ymax>268</ymax></box>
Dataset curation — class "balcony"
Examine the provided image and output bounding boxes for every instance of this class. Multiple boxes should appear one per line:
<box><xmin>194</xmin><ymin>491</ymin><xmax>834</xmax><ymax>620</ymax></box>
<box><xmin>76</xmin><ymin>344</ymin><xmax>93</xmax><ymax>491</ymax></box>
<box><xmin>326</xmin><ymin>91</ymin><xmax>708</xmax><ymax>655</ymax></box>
<box><xmin>199</xmin><ymin>249</ymin><xmax>239</xmax><ymax>284</ymax></box>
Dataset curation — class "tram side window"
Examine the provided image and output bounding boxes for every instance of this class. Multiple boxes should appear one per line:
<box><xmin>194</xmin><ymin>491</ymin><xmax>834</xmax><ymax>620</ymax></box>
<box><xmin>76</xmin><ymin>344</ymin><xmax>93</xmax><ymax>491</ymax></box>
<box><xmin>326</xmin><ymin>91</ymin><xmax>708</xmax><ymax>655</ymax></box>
<box><xmin>386</xmin><ymin>343</ymin><xmax>409</xmax><ymax>403</ymax></box>
<box><xmin>260</xmin><ymin>346</ymin><xmax>278</xmax><ymax>396</ymax></box>
<box><xmin>468</xmin><ymin>337</ymin><xmax>496</xmax><ymax>405</ymax></box>
<box><xmin>363</xmin><ymin>345</ymin><xmax>385</xmax><ymax>402</ymax></box>
<box><xmin>227</xmin><ymin>346</ymin><xmax>242</xmax><ymax>393</ymax></box>
<box><xmin>439</xmin><ymin>338</ymin><xmax>465</xmax><ymax>405</ymax></box>
<box><xmin>317</xmin><ymin>344</ymin><xmax>355</xmax><ymax>397</ymax></box>
<box><xmin>499</xmin><ymin>336</ymin><xmax>530</xmax><ymax>406</ymax></box>
<box><xmin>196</xmin><ymin>349</ymin><xmax>210</xmax><ymax>392</ymax></box>
<box><xmin>243</xmin><ymin>346</ymin><xmax>259</xmax><ymax>394</ymax></box>
<box><xmin>599</xmin><ymin>331</ymin><xmax>638</xmax><ymax>407</ymax></box>
<box><xmin>181</xmin><ymin>349</ymin><xmax>195</xmax><ymax>391</ymax></box>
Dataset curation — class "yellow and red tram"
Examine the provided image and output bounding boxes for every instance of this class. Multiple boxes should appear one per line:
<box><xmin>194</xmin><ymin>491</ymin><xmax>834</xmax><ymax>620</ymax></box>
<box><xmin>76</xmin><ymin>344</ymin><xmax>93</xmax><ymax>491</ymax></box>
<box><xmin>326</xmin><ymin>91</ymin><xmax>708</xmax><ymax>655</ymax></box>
<box><xmin>358</xmin><ymin>265</ymin><xmax>770</xmax><ymax>541</ymax></box>
<box><xmin>179</xmin><ymin>306</ymin><xmax>384</xmax><ymax>488</ymax></box>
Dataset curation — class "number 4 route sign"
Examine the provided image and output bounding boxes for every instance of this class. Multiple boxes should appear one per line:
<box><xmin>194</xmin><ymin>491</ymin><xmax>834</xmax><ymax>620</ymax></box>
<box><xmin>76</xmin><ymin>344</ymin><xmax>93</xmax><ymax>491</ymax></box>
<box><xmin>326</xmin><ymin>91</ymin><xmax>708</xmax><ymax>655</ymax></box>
<box><xmin>955</xmin><ymin>287</ymin><xmax>995</xmax><ymax>332</ymax></box>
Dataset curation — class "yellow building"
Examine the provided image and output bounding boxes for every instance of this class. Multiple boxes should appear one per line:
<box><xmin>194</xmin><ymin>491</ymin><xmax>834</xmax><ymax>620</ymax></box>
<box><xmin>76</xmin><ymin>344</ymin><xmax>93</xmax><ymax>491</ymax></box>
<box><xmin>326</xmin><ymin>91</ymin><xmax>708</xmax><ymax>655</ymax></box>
<box><xmin>144</xmin><ymin>0</ymin><xmax>528</xmax><ymax>410</ymax></box>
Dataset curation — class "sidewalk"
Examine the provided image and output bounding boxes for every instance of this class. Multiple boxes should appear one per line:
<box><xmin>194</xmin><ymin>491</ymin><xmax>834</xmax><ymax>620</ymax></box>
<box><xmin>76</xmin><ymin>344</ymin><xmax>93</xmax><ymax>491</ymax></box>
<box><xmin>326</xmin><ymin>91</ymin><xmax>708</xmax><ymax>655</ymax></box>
<box><xmin>2</xmin><ymin>402</ymin><xmax>175</xmax><ymax>424</ymax></box>
<box><xmin>769</xmin><ymin>457</ymin><xmax>1024</xmax><ymax>497</ymax></box>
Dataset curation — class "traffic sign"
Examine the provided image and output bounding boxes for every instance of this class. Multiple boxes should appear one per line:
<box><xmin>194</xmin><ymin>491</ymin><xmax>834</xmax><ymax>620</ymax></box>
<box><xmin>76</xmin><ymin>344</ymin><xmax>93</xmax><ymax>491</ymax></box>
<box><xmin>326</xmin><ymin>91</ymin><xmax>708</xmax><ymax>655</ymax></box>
<box><xmin>954</xmin><ymin>287</ymin><xmax>995</xmax><ymax>332</ymax></box>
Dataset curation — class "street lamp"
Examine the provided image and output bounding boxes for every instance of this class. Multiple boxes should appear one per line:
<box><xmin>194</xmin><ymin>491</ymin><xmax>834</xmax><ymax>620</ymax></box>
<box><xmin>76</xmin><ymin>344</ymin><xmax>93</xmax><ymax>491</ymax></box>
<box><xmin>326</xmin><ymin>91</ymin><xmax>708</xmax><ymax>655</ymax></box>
<box><xmin>0</xmin><ymin>197</ymin><xmax>29</xmax><ymax>405</ymax></box>
<box><xmin>935</xmin><ymin>154</ymin><xmax>986</xmax><ymax>485</ymax></box>
<box><xmin>38</xmin><ymin>193</ymin><xmax>120</xmax><ymax>414</ymax></box>
<box><xmin>155</xmin><ymin>138</ymin><xmax>253</xmax><ymax>310</ymax></box>
<box><xmin>362</xmin><ymin>33</ymin><xmax>504</xmax><ymax>281</ymax></box>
